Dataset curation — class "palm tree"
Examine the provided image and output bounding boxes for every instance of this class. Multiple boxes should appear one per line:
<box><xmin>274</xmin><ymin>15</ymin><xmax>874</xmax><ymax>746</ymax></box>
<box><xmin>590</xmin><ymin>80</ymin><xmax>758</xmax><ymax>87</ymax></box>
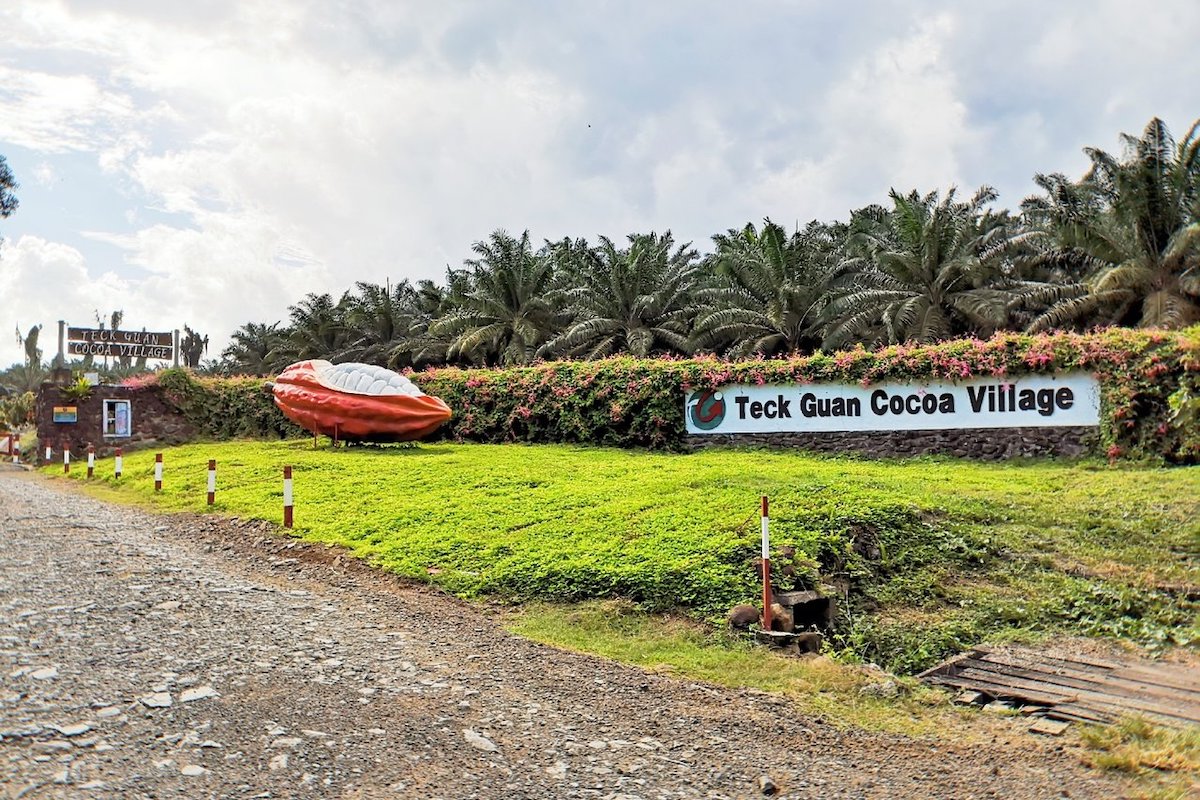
<box><xmin>821</xmin><ymin>187</ymin><xmax>1020</xmax><ymax>349</ymax></box>
<box><xmin>272</xmin><ymin>292</ymin><xmax>350</xmax><ymax>364</ymax></box>
<box><xmin>1022</xmin><ymin>117</ymin><xmax>1200</xmax><ymax>330</ymax></box>
<box><xmin>220</xmin><ymin>322</ymin><xmax>284</xmax><ymax>375</ymax></box>
<box><xmin>0</xmin><ymin>154</ymin><xmax>18</xmax><ymax>227</ymax></box>
<box><xmin>338</xmin><ymin>280</ymin><xmax>414</xmax><ymax>366</ymax></box>
<box><xmin>541</xmin><ymin>231</ymin><xmax>701</xmax><ymax>359</ymax></box>
<box><xmin>427</xmin><ymin>230</ymin><xmax>559</xmax><ymax>365</ymax></box>
<box><xmin>692</xmin><ymin>219</ymin><xmax>835</xmax><ymax>357</ymax></box>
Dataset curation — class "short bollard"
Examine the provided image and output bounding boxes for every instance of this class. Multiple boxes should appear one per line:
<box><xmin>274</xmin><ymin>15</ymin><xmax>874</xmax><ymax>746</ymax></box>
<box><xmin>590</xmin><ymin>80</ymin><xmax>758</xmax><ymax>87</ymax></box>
<box><xmin>283</xmin><ymin>466</ymin><xmax>294</xmax><ymax>528</ymax></box>
<box><xmin>114</xmin><ymin>448</ymin><xmax>123</xmax><ymax>479</ymax></box>
<box><xmin>154</xmin><ymin>453</ymin><xmax>163</xmax><ymax>491</ymax></box>
<box><xmin>44</xmin><ymin>443</ymin><xmax>52</xmax><ymax>463</ymax></box>
<box><xmin>761</xmin><ymin>495</ymin><xmax>773</xmax><ymax>631</ymax></box>
<box><xmin>11</xmin><ymin>434</ymin><xmax>18</xmax><ymax>464</ymax></box>
<box><xmin>207</xmin><ymin>459</ymin><xmax>216</xmax><ymax>505</ymax></box>
<box><xmin>63</xmin><ymin>443</ymin><xmax>70</xmax><ymax>474</ymax></box>
<box><xmin>87</xmin><ymin>444</ymin><xmax>95</xmax><ymax>479</ymax></box>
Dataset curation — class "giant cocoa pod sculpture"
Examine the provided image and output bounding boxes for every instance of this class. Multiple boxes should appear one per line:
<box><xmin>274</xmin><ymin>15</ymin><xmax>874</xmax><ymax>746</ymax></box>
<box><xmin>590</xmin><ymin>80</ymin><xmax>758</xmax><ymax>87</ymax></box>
<box><xmin>271</xmin><ymin>360</ymin><xmax>452</xmax><ymax>442</ymax></box>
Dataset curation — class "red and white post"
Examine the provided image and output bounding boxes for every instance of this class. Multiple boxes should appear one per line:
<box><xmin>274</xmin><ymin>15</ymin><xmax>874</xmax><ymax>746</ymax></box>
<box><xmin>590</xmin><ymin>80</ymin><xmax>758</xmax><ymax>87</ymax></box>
<box><xmin>282</xmin><ymin>465</ymin><xmax>294</xmax><ymax>528</ymax></box>
<box><xmin>154</xmin><ymin>452</ymin><xmax>163</xmax><ymax>491</ymax></box>
<box><xmin>761</xmin><ymin>495</ymin><xmax>773</xmax><ymax>631</ymax></box>
<box><xmin>11</xmin><ymin>434</ymin><xmax>18</xmax><ymax>464</ymax></box>
<box><xmin>44</xmin><ymin>442</ymin><xmax>52</xmax><ymax>463</ymax></box>
<box><xmin>114</xmin><ymin>448</ymin><xmax>123</xmax><ymax>479</ymax></box>
<box><xmin>207</xmin><ymin>459</ymin><xmax>216</xmax><ymax>505</ymax></box>
<box><xmin>62</xmin><ymin>442</ymin><xmax>70</xmax><ymax>474</ymax></box>
<box><xmin>86</xmin><ymin>444</ymin><xmax>95</xmax><ymax>479</ymax></box>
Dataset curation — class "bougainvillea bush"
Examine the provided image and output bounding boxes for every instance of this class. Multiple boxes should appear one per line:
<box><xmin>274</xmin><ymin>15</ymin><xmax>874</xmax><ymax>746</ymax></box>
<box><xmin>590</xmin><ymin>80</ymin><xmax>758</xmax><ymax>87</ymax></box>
<box><xmin>414</xmin><ymin>327</ymin><xmax>1200</xmax><ymax>463</ymax></box>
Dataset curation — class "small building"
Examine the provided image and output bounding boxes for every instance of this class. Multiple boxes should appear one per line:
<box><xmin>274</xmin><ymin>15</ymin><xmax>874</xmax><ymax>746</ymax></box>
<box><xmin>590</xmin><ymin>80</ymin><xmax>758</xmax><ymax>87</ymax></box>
<box><xmin>35</xmin><ymin>382</ymin><xmax>195</xmax><ymax>463</ymax></box>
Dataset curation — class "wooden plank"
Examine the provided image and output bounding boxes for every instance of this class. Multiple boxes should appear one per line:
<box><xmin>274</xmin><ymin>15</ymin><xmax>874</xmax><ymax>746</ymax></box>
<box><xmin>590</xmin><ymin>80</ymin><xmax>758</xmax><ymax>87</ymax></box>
<box><xmin>953</xmin><ymin>668</ymin><xmax>1080</xmax><ymax>703</ymax></box>
<box><xmin>924</xmin><ymin>674</ymin><xmax>1075</xmax><ymax>707</ymax></box>
<box><xmin>1029</xmin><ymin>718</ymin><xmax>1072</xmax><ymax>736</ymax></box>
<box><xmin>1111</xmin><ymin>664</ymin><xmax>1200</xmax><ymax>695</ymax></box>
<box><xmin>1043</xmin><ymin>706</ymin><xmax>1113</xmax><ymax>724</ymax></box>
<box><xmin>954</xmin><ymin>666</ymin><xmax>1200</xmax><ymax>724</ymax></box>
<box><xmin>960</xmin><ymin>657</ymin><xmax>1200</xmax><ymax>712</ymax></box>
<box><xmin>916</xmin><ymin>649</ymin><xmax>985</xmax><ymax>679</ymax></box>
<box><xmin>974</xmin><ymin>645</ymin><xmax>1121</xmax><ymax>670</ymax></box>
<box><xmin>969</xmin><ymin>657</ymin><xmax>1200</xmax><ymax>714</ymax></box>
<box><xmin>977</xmin><ymin>650</ymin><xmax>1200</xmax><ymax>695</ymax></box>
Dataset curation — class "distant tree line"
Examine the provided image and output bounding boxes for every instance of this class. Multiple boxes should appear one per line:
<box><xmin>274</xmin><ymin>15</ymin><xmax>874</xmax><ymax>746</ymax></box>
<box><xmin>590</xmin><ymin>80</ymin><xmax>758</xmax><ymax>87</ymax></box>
<box><xmin>216</xmin><ymin>117</ymin><xmax>1199</xmax><ymax>375</ymax></box>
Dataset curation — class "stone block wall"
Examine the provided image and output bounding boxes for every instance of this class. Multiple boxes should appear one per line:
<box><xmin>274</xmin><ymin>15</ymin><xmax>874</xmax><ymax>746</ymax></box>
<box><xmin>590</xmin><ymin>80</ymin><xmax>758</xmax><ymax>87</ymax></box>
<box><xmin>687</xmin><ymin>426</ymin><xmax>1097</xmax><ymax>459</ymax></box>
<box><xmin>35</xmin><ymin>384</ymin><xmax>195</xmax><ymax>463</ymax></box>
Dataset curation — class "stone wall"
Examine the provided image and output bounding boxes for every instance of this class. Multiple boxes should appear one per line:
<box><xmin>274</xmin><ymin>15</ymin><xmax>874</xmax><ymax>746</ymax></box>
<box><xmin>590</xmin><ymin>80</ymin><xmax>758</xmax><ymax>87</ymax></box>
<box><xmin>35</xmin><ymin>384</ymin><xmax>195</xmax><ymax>464</ymax></box>
<box><xmin>687</xmin><ymin>426</ymin><xmax>1097</xmax><ymax>459</ymax></box>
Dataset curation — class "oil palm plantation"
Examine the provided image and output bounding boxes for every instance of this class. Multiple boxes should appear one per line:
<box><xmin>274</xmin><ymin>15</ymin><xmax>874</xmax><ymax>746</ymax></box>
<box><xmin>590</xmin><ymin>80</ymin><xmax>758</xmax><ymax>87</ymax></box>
<box><xmin>271</xmin><ymin>292</ymin><xmax>351</xmax><ymax>365</ymax></box>
<box><xmin>1022</xmin><ymin>117</ymin><xmax>1200</xmax><ymax>330</ymax></box>
<box><xmin>220</xmin><ymin>322</ymin><xmax>285</xmax><ymax>375</ymax></box>
<box><xmin>337</xmin><ymin>279</ymin><xmax>453</xmax><ymax>368</ymax></box>
<box><xmin>822</xmin><ymin>187</ymin><xmax>1020</xmax><ymax>349</ymax></box>
<box><xmin>427</xmin><ymin>230</ymin><xmax>559</xmax><ymax>365</ymax></box>
<box><xmin>541</xmin><ymin>231</ymin><xmax>701</xmax><ymax>359</ymax></box>
<box><xmin>692</xmin><ymin>219</ymin><xmax>836</xmax><ymax>357</ymax></box>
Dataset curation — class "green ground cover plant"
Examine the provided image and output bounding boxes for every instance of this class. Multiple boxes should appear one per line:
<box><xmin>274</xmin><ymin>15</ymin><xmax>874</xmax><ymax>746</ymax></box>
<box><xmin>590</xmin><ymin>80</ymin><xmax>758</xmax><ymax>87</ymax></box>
<box><xmin>52</xmin><ymin>440</ymin><xmax>1200</xmax><ymax>674</ymax></box>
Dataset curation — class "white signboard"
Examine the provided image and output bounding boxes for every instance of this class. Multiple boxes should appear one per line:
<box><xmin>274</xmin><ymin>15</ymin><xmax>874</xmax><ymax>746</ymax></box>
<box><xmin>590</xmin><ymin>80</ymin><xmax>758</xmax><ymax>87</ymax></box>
<box><xmin>685</xmin><ymin>373</ymin><xmax>1100</xmax><ymax>435</ymax></box>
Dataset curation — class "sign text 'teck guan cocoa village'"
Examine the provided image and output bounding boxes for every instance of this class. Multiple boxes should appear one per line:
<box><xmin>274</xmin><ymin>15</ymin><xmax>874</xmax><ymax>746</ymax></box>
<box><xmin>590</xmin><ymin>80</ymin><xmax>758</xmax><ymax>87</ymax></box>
<box><xmin>685</xmin><ymin>373</ymin><xmax>1101</xmax><ymax>434</ymax></box>
<box><xmin>66</xmin><ymin>327</ymin><xmax>175</xmax><ymax>361</ymax></box>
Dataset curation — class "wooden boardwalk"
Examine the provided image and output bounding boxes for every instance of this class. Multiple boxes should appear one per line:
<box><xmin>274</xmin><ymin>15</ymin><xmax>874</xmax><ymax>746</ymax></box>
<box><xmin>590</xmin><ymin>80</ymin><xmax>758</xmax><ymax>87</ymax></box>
<box><xmin>919</xmin><ymin>645</ymin><xmax>1200</xmax><ymax>728</ymax></box>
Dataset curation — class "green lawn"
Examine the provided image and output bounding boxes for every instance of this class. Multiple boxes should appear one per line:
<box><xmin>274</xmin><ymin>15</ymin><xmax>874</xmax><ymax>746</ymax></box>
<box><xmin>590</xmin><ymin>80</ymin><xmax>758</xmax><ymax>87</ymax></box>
<box><xmin>50</xmin><ymin>440</ymin><xmax>1200</xmax><ymax>673</ymax></box>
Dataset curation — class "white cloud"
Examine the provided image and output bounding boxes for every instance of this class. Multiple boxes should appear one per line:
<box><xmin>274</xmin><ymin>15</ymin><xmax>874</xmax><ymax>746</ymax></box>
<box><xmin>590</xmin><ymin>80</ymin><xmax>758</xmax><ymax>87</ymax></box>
<box><xmin>0</xmin><ymin>65</ymin><xmax>136</xmax><ymax>154</ymax></box>
<box><xmin>749</xmin><ymin>13</ymin><xmax>972</xmax><ymax>222</ymax></box>
<box><xmin>0</xmin><ymin>236</ymin><xmax>129</xmax><ymax>362</ymax></box>
<box><xmin>2</xmin><ymin>0</ymin><xmax>1198</xmax><ymax>369</ymax></box>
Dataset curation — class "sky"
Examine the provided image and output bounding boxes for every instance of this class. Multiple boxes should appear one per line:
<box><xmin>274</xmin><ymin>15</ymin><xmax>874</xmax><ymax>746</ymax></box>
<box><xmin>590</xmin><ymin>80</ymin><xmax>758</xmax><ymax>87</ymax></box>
<box><xmin>1</xmin><ymin>0</ymin><xmax>1198</xmax><ymax>367</ymax></box>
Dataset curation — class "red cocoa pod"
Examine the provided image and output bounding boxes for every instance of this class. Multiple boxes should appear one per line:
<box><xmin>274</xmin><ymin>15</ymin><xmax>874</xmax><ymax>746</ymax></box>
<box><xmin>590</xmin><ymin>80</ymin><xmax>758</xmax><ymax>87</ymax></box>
<box><xmin>272</xmin><ymin>360</ymin><xmax>452</xmax><ymax>442</ymax></box>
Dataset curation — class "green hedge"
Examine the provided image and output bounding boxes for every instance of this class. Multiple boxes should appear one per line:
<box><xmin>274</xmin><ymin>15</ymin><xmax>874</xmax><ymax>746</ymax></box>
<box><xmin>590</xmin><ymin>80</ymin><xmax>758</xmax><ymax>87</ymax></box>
<box><xmin>132</xmin><ymin>327</ymin><xmax>1200</xmax><ymax>462</ymax></box>
<box><xmin>413</xmin><ymin>327</ymin><xmax>1200</xmax><ymax>463</ymax></box>
<box><xmin>124</xmin><ymin>370</ymin><xmax>306</xmax><ymax>440</ymax></box>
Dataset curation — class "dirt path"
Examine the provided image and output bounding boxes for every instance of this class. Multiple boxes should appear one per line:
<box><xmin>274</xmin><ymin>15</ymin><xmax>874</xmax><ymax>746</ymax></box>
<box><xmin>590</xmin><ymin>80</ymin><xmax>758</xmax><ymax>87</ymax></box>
<box><xmin>0</xmin><ymin>468</ymin><xmax>1129</xmax><ymax>799</ymax></box>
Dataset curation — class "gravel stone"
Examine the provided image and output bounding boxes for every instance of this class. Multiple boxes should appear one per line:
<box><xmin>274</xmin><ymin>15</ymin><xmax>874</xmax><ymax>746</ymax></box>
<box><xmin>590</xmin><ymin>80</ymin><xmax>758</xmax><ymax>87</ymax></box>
<box><xmin>0</xmin><ymin>468</ymin><xmax>1130</xmax><ymax>798</ymax></box>
<box><xmin>464</xmin><ymin>728</ymin><xmax>499</xmax><ymax>752</ymax></box>
<box><xmin>179</xmin><ymin>686</ymin><xmax>217</xmax><ymax>703</ymax></box>
<box><xmin>139</xmin><ymin>692</ymin><xmax>173</xmax><ymax>708</ymax></box>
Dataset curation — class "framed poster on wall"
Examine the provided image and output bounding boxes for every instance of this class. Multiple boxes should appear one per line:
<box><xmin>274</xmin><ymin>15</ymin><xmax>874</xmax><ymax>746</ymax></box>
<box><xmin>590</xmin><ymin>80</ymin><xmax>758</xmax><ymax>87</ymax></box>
<box><xmin>102</xmin><ymin>399</ymin><xmax>132</xmax><ymax>437</ymax></box>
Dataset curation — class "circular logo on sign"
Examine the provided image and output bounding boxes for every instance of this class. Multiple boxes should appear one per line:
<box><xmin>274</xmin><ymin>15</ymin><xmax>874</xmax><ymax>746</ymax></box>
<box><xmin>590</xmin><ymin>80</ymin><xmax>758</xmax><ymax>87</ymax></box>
<box><xmin>689</xmin><ymin>390</ymin><xmax>726</xmax><ymax>431</ymax></box>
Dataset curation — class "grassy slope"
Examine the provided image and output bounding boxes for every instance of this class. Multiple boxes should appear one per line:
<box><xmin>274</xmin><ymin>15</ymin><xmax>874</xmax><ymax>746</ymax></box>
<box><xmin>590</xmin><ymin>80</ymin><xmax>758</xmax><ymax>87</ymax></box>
<box><xmin>51</xmin><ymin>440</ymin><xmax>1200</xmax><ymax>673</ymax></box>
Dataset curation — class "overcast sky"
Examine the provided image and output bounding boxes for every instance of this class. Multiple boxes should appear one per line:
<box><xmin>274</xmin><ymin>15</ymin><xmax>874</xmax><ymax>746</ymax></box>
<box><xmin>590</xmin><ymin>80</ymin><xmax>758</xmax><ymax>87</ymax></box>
<box><xmin>1</xmin><ymin>1</ymin><xmax>1197</xmax><ymax>366</ymax></box>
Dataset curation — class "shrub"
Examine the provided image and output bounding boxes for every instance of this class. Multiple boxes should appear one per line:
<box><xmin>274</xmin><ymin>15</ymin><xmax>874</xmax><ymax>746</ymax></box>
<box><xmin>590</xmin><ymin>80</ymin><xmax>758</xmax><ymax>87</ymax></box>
<box><xmin>0</xmin><ymin>391</ymin><xmax>35</xmax><ymax>429</ymax></box>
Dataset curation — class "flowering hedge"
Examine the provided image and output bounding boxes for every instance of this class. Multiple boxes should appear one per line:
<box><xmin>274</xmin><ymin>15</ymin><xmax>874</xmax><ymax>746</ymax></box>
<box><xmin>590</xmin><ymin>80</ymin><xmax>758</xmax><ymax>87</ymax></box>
<box><xmin>413</xmin><ymin>327</ymin><xmax>1200</xmax><ymax>463</ymax></box>
<box><xmin>120</xmin><ymin>327</ymin><xmax>1199</xmax><ymax>462</ymax></box>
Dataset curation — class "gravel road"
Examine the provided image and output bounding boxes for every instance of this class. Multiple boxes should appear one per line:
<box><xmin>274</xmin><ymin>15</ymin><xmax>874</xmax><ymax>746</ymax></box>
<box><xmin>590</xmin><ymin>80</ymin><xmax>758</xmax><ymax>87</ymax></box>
<box><xmin>0</xmin><ymin>467</ymin><xmax>1129</xmax><ymax>799</ymax></box>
